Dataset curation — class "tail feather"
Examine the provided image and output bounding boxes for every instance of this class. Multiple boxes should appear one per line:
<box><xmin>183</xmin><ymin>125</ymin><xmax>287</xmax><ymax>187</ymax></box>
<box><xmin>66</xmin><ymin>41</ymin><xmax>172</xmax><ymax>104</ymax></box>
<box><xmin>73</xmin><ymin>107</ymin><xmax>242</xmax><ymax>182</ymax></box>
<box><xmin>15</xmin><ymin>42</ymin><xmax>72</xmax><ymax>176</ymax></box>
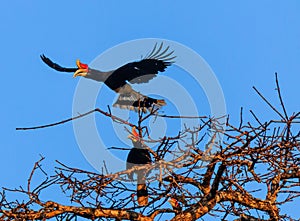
<box><xmin>137</xmin><ymin>172</ymin><xmax>148</xmax><ymax>206</ymax></box>
<box><xmin>113</xmin><ymin>92</ymin><xmax>166</xmax><ymax>112</ymax></box>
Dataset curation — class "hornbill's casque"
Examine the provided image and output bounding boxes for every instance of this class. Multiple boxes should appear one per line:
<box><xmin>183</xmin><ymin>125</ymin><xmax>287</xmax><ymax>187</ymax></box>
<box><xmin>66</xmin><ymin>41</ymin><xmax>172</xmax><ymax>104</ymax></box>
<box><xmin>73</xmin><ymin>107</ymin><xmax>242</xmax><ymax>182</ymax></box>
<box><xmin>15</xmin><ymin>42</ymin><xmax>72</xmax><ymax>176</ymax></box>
<box><xmin>40</xmin><ymin>43</ymin><xmax>175</xmax><ymax>112</ymax></box>
<box><xmin>127</xmin><ymin>127</ymin><xmax>151</xmax><ymax>206</ymax></box>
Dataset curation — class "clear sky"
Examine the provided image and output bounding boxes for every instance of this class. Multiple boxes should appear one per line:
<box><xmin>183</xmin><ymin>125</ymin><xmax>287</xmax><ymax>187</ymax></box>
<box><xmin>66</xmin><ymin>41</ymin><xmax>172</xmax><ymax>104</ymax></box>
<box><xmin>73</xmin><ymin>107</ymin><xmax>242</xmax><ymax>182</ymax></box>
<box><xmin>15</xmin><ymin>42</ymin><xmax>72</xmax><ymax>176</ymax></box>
<box><xmin>1</xmin><ymin>1</ymin><xmax>299</xmax><ymax>219</ymax></box>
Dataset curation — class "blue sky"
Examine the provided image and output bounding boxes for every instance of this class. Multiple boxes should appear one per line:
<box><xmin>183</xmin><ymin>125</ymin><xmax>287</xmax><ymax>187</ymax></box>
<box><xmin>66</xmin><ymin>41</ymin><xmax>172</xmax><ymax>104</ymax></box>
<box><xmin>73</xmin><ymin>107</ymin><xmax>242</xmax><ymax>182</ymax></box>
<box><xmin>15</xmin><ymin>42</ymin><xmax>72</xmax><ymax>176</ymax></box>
<box><xmin>1</xmin><ymin>1</ymin><xmax>300</xmax><ymax>219</ymax></box>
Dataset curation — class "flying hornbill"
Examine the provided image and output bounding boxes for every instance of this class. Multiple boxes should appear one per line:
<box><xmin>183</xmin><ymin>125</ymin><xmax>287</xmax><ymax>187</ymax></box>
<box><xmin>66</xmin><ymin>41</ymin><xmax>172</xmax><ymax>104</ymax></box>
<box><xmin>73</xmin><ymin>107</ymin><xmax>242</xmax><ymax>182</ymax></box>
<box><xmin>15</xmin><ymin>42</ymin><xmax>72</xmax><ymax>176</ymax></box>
<box><xmin>127</xmin><ymin>127</ymin><xmax>151</xmax><ymax>206</ymax></box>
<box><xmin>40</xmin><ymin>43</ymin><xmax>175</xmax><ymax>112</ymax></box>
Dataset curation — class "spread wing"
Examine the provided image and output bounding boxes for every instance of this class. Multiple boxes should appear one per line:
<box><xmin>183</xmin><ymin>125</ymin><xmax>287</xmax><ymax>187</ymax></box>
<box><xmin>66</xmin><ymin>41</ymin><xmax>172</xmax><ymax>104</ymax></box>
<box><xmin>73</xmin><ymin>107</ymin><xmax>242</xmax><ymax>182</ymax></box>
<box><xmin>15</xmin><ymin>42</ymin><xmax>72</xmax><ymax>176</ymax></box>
<box><xmin>40</xmin><ymin>54</ymin><xmax>77</xmax><ymax>72</ymax></box>
<box><xmin>112</xmin><ymin>43</ymin><xmax>176</xmax><ymax>85</ymax></box>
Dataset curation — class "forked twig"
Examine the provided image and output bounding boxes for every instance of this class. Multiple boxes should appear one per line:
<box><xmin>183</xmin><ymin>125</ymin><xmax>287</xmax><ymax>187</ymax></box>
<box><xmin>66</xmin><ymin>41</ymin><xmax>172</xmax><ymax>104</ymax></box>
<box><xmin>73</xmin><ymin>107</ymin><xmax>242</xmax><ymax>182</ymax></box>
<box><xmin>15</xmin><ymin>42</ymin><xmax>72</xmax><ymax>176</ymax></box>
<box><xmin>275</xmin><ymin>73</ymin><xmax>289</xmax><ymax>120</ymax></box>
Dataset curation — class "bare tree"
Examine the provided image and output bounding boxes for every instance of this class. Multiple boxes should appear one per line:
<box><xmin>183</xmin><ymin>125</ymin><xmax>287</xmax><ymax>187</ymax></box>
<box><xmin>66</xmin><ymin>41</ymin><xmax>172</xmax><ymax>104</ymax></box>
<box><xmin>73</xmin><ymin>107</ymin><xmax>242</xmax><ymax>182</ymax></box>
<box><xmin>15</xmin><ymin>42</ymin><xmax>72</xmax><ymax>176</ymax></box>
<box><xmin>2</xmin><ymin>74</ymin><xmax>299</xmax><ymax>220</ymax></box>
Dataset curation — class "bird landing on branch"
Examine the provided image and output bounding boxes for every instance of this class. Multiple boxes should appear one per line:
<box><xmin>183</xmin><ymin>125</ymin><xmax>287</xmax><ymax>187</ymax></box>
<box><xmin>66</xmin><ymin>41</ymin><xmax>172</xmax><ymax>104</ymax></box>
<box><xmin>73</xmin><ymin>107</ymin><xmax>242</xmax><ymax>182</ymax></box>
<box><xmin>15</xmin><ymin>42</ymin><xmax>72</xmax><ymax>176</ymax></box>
<box><xmin>41</xmin><ymin>43</ymin><xmax>175</xmax><ymax>112</ymax></box>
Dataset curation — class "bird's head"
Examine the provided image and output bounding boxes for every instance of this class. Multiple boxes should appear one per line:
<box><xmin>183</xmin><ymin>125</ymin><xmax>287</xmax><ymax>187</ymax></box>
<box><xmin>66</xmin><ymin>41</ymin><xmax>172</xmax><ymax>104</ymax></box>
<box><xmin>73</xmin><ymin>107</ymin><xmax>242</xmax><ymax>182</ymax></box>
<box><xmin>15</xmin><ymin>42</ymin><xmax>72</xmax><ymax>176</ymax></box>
<box><xmin>73</xmin><ymin>60</ymin><xmax>89</xmax><ymax>78</ymax></box>
<box><xmin>128</xmin><ymin>126</ymin><xmax>140</xmax><ymax>142</ymax></box>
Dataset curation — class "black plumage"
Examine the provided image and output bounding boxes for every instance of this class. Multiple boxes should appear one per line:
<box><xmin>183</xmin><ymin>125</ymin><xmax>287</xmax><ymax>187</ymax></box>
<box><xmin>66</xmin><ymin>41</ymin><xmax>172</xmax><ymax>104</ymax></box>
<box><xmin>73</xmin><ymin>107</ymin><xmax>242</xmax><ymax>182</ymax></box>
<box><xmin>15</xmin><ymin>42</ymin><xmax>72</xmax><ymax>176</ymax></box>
<box><xmin>115</xmin><ymin>94</ymin><xmax>161</xmax><ymax>110</ymax></box>
<box><xmin>126</xmin><ymin>145</ymin><xmax>151</xmax><ymax>206</ymax></box>
<box><xmin>103</xmin><ymin>58</ymin><xmax>172</xmax><ymax>91</ymax></box>
<box><xmin>41</xmin><ymin>43</ymin><xmax>175</xmax><ymax>111</ymax></box>
<box><xmin>126</xmin><ymin>147</ymin><xmax>151</xmax><ymax>180</ymax></box>
<box><xmin>126</xmin><ymin>127</ymin><xmax>152</xmax><ymax>206</ymax></box>
<box><xmin>40</xmin><ymin>55</ymin><xmax>77</xmax><ymax>72</ymax></box>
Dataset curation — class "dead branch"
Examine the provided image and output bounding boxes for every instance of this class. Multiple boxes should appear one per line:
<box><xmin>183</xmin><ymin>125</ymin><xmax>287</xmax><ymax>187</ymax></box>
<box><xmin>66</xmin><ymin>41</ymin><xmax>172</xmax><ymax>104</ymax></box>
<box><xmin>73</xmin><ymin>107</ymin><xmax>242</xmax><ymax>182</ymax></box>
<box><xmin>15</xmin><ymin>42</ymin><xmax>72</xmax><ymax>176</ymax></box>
<box><xmin>3</xmin><ymin>75</ymin><xmax>299</xmax><ymax>220</ymax></box>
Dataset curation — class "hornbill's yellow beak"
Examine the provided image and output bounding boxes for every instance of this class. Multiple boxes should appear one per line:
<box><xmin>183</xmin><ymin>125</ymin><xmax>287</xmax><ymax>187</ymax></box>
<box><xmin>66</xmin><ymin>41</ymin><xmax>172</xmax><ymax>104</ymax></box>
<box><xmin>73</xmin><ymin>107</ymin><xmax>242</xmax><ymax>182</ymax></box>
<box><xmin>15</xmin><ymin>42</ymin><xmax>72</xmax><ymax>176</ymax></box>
<box><xmin>73</xmin><ymin>60</ymin><xmax>89</xmax><ymax>78</ymax></box>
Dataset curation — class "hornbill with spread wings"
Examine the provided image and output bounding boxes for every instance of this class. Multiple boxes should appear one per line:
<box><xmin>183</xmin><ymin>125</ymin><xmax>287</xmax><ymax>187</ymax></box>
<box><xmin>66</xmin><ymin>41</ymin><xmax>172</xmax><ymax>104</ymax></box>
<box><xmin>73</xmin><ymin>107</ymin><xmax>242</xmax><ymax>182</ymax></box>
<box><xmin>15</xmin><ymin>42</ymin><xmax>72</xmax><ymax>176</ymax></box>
<box><xmin>40</xmin><ymin>43</ymin><xmax>175</xmax><ymax>112</ymax></box>
<box><xmin>127</xmin><ymin>127</ymin><xmax>151</xmax><ymax>206</ymax></box>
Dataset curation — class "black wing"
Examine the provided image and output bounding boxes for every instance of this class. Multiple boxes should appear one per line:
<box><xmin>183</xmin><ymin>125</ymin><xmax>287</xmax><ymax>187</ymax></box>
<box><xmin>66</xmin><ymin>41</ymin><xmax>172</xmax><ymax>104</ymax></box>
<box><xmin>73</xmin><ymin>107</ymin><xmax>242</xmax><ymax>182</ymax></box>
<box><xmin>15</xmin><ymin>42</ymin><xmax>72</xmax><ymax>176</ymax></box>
<box><xmin>108</xmin><ymin>43</ymin><xmax>176</xmax><ymax>86</ymax></box>
<box><xmin>40</xmin><ymin>54</ymin><xmax>77</xmax><ymax>73</ymax></box>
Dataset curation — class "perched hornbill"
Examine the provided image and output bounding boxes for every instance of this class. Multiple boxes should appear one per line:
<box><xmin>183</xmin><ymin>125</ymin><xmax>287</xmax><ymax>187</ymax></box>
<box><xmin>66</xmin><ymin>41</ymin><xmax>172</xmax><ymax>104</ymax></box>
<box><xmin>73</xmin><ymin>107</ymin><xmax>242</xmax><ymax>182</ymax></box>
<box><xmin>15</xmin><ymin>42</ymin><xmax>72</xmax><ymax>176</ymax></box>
<box><xmin>127</xmin><ymin>127</ymin><xmax>151</xmax><ymax>206</ymax></box>
<box><xmin>40</xmin><ymin>43</ymin><xmax>175</xmax><ymax>112</ymax></box>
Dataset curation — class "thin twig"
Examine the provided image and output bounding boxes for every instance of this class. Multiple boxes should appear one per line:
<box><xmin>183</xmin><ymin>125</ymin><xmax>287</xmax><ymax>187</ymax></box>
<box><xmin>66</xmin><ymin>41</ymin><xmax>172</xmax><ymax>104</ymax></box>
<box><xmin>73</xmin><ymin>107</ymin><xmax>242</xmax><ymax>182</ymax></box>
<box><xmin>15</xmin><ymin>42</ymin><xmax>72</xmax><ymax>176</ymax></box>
<box><xmin>27</xmin><ymin>156</ymin><xmax>45</xmax><ymax>202</ymax></box>
<box><xmin>249</xmin><ymin>110</ymin><xmax>263</xmax><ymax>127</ymax></box>
<box><xmin>16</xmin><ymin>108</ymin><xmax>136</xmax><ymax>130</ymax></box>
<box><xmin>16</xmin><ymin>108</ymin><xmax>207</xmax><ymax>131</ymax></box>
<box><xmin>239</xmin><ymin>107</ymin><xmax>243</xmax><ymax>130</ymax></box>
<box><xmin>275</xmin><ymin>73</ymin><xmax>288</xmax><ymax>120</ymax></box>
<box><xmin>156</xmin><ymin>114</ymin><xmax>206</xmax><ymax>119</ymax></box>
<box><xmin>253</xmin><ymin>86</ymin><xmax>285</xmax><ymax>120</ymax></box>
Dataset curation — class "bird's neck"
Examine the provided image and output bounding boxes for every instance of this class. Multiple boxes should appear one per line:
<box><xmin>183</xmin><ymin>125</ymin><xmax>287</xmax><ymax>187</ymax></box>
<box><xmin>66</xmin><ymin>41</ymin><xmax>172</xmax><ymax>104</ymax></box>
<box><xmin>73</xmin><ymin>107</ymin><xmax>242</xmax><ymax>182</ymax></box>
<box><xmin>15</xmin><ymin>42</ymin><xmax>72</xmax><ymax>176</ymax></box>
<box><xmin>132</xmin><ymin>141</ymin><xmax>147</xmax><ymax>149</ymax></box>
<box><xmin>86</xmin><ymin>68</ymin><xmax>113</xmax><ymax>82</ymax></box>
